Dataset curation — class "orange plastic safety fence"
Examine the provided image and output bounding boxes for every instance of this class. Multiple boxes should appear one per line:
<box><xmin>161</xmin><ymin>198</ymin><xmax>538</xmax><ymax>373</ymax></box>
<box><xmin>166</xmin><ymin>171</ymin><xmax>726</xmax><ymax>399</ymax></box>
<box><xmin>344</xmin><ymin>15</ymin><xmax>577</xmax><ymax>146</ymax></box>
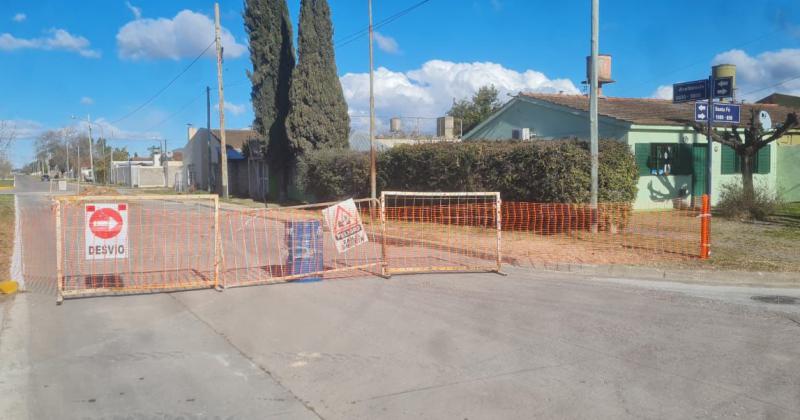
<box><xmin>220</xmin><ymin>199</ymin><xmax>385</xmax><ymax>287</ymax></box>
<box><xmin>380</xmin><ymin>192</ymin><xmax>502</xmax><ymax>274</ymax></box>
<box><xmin>56</xmin><ymin>196</ymin><xmax>218</xmax><ymax>298</ymax></box>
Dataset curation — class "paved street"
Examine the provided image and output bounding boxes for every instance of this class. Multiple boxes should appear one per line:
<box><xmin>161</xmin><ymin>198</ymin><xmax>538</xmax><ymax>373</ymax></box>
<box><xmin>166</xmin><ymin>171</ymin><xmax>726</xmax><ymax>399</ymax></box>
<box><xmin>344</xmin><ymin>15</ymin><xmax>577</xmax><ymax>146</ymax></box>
<box><xmin>2</xmin><ymin>175</ymin><xmax>800</xmax><ymax>419</ymax></box>
<box><xmin>2</xmin><ymin>267</ymin><xmax>800</xmax><ymax>419</ymax></box>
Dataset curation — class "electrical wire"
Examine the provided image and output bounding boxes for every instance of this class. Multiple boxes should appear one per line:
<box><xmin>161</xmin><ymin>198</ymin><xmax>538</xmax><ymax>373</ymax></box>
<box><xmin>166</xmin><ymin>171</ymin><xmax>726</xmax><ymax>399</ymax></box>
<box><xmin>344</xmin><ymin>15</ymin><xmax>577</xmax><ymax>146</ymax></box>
<box><xmin>335</xmin><ymin>0</ymin><xmax>432</xmax><ymax>48</ymax></box>
<box><xmin>142</xmin><ymin>90</ymin><xmax>207</xmax><ymax>133</ymax></box>
<box><xmin>109</xmin><ymin>40</ymin><xmax>215</xmax><ymax>125</ymax></box>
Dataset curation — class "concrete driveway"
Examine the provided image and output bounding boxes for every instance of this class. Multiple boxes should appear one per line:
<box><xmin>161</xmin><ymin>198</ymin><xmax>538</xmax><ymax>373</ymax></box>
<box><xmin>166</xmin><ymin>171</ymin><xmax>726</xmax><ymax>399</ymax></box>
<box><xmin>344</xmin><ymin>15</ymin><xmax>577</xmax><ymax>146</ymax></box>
<box><xmin>1</xmin><ymin>267</ymin><xmax>799</xmax><ymax>419</ymax></box>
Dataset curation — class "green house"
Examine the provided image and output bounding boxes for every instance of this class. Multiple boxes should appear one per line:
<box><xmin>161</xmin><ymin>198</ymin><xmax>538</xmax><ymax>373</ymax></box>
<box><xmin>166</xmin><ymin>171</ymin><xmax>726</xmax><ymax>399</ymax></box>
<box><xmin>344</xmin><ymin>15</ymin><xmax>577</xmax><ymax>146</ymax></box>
<box><xmin>464</xmin><ymin>93</ymin><xmax>797</xmax><ymax>209</ymax></box>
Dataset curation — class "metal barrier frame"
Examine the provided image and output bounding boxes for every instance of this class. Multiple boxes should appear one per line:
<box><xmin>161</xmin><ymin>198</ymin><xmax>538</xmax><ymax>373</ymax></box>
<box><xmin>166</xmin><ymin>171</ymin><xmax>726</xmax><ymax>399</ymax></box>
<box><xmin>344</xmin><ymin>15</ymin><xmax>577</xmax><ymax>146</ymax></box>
<box><xmin>54</xmin><ymin>194</ymin><xmax>220</xmax><ymax>303</ymax></box>
<box><xmin>380</xmin><ymin>191</ymin><xmax>503</xmax><ymax>276</ymax></box>
<box><xmin>220</xmin><ymin>197</ymin><xmax>387</xmax><ymax>289</ymax></box>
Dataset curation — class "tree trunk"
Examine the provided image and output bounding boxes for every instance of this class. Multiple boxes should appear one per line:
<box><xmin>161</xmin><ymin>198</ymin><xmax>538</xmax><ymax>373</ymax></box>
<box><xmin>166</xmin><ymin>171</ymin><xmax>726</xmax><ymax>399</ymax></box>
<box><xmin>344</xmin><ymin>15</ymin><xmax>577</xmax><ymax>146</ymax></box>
<box><xmin>741</xmin><ymin>152</ymin><xmax>755</xmax><ymax>205</ymax></box>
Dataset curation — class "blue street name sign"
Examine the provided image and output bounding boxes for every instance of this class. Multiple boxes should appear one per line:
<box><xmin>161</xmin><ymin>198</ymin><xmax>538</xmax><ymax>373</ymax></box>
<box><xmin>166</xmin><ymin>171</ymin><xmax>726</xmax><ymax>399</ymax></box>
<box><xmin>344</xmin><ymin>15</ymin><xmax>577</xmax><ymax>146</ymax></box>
<box><xmin>673</xmin><ymin>79</ymin><xmax>709</xmax><ymax>103</ymax></box>
<box><xmin>713</xmin><ymin>76</ymin><xmax>734</xmax><ymax>98</ymax></box>
<box><xmin>695</xmin><ymin>102</ymin><xmax>740</xmax><ymax>124</ymax></box>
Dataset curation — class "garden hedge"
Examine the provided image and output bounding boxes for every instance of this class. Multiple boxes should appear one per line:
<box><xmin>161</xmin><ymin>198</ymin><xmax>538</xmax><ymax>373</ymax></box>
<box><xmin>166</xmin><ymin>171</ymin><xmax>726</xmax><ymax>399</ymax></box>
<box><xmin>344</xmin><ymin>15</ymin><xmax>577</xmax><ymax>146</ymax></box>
<box><xmin>298</xmin><ymin>140</ymin><xmax>639</xmax><ymax>203</ymax></box>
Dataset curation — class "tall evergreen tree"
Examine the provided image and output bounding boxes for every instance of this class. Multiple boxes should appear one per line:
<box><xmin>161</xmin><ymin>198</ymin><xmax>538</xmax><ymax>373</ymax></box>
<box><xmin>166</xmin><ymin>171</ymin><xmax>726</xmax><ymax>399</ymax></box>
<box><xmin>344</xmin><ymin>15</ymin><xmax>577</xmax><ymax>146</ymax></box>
<box><xmin>286</xmin><ymin>0</ymin><xmax>350</xmax><ymax>154</ymax></box>
<box><xmin>244</xmin><ymin>0</ymin><xmax>295</xmax><ymax>161</ymax></box>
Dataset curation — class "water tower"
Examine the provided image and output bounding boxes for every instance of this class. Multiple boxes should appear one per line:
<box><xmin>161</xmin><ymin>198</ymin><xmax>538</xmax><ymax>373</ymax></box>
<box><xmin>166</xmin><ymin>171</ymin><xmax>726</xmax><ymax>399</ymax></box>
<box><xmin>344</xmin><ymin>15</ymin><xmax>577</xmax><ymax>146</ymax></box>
<box><xmin>584</xmin><ymin>54</ymin><xmax>615</xmax><ymax>95</ymax></box>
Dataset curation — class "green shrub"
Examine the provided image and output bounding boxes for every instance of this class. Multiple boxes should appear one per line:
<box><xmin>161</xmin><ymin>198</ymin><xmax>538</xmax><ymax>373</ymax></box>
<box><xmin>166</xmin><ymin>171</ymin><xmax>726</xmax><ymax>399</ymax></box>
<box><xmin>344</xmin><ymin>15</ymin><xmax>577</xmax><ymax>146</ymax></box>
<box><xmin>716</xmin><ymin>181</ymin><xmax>781</xmax><ymax>221</ymax></box>
<box><xmin>297</xmin><ymin>148</ymin><xmax>370</xmax><ymax>202</ymax></box>
<box><xmin>298</xmin><ymin>139</ymin><xmax>639</xmax><ymax>204</ymax></box>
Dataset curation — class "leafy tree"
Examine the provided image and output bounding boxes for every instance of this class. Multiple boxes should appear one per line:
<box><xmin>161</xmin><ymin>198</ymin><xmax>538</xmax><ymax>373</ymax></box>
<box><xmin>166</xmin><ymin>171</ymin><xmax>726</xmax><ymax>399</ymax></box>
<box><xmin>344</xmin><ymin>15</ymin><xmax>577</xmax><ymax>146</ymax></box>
<box><xmin>0</xmin><ymin>121</ymin><xmax>14</xmax><ymax>178</ymax></box>
<box><xmin>245</xmin><ymin>0</ymin><xmax>296</xmax><ymax>200</ymax></box>
<box><xmin>682</xmin><ymin>109</ymin><xmax>798</xmax><ymax>215</ymax></box>
<box><xmin>92</xmin><ymin>138</ymin><xmax>129</xmax><ymax>183</ymax></box>
<box><xmin>447</xmin><ymin>85</ymin><xmax>503</xmax><ymax>135</ymax></box>
<box><xmin>286</xmin><ymin>0</ymin><xmax>350</xmax><ymax>154</ymax></box>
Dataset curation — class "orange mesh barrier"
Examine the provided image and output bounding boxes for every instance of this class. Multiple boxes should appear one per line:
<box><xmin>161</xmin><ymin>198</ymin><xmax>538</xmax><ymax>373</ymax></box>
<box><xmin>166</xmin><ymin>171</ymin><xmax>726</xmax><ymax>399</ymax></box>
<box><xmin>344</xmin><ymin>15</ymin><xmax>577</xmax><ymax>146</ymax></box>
<box><xmin>54</xmin><ymin>195</ymin><xmax>220</xmax><ymax>301</ymax></box>
<box><xmin>380</xmin><ymin>192</ymin><xmax>502</xmax><ymax>274</ymax></box>
<box><xmin>220</xmin><ymin>198</ymin><xmax>385</xmax><ymax>287</ymax></box>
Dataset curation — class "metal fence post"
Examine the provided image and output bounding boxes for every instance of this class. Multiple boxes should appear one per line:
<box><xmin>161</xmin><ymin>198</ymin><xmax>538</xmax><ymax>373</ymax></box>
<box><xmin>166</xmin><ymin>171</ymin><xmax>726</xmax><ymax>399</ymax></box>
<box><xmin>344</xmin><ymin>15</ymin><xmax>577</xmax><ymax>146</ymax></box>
<box><xmin>55</xmin><ymin>200</ymin><xmax>64</xmax><ymax>304</ymax></box>
<box><xmin>496</xmin><ymin>192</ymin><xmax>503</xmax><ymax>273</ymax></box>
<box><xmin>379</xmin><ymin>193</ymin><xmax>390</xmax><ymax>278</ymax></box>
<box><xmin>700</xmin><ymin>194</ymin><xmax>711</xmax><ymax>259</ymax></box>
<box><xmin>214</xmin><ymin>194</ymin><xmax>223</xmax><ymax>290</ymax></box>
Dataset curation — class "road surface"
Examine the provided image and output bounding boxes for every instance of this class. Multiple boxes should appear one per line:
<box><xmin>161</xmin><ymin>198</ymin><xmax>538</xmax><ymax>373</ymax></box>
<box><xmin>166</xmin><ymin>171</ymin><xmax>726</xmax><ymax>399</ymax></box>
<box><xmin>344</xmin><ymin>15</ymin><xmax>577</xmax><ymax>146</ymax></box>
<box><xmin>1</xmin><ymin>175</ymin><xmax>799</xmax><ymax>419</ymax></box>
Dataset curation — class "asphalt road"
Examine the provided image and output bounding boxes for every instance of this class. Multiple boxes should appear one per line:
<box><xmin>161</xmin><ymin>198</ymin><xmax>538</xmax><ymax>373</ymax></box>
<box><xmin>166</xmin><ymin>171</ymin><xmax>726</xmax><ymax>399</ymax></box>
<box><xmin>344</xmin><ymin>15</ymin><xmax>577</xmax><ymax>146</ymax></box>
<box><xmin>2</xmin><ymin>175</ymin><xmax>800</xmax><ymax>419</ymax></box>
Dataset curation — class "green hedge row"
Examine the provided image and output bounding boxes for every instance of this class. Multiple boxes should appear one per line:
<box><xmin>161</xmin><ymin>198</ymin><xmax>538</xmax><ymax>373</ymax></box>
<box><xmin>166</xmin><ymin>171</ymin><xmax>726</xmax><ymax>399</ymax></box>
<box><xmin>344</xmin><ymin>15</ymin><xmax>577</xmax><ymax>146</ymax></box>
<box><xmin>297</xmin><ymin>140</ymin><xmax>639</xmax><ymax>203</ymax></box>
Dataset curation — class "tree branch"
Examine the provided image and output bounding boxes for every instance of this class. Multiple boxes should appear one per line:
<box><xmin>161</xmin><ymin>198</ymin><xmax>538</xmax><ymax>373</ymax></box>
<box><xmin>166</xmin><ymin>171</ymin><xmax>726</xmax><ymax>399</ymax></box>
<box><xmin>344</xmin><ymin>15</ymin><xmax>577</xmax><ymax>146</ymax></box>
<box><xmin>759</xmin><ymin>111</ymin><xmax>799</xmax><ymax>147</ymax></box>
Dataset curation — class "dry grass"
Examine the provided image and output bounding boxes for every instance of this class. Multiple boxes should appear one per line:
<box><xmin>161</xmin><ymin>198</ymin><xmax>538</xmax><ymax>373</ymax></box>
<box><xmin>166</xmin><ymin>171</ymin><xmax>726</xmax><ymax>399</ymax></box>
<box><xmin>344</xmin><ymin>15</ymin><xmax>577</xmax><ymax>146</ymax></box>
<box><xmin>0</xmin><ymin>195</ymin><xmax>14</xmax><ymax>280</ymax></box>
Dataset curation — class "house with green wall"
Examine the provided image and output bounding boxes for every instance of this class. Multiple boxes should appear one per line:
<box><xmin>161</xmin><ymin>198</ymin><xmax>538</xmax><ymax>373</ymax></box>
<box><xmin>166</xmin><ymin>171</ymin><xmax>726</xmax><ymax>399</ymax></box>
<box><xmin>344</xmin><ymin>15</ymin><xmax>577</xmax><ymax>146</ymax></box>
<box><xmin>464</xmin><ymin>93</ymin><xmax>799</xmax><ymax>209</ymax></box>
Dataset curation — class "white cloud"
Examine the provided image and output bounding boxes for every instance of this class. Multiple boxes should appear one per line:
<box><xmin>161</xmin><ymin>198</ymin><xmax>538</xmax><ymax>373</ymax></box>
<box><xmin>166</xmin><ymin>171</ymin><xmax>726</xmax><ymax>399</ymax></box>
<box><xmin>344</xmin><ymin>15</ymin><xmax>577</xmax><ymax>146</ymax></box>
<box><xmin>215</xmin><ymin>101</ymin><xmax>246</xmax><ymax>116</ymax></box>
<box><xmin>12</xmin><ymin>13</ymin><xmax>26</xmax><ymax>22</ymax></box>
<box><xmin>650</xmin><ymin>85</ymin><xmax>673</xmax><ymax>100</ymax></box>
<box><xmin>80</xmin><ymin>96</ymin><xmax>94</xmax><ymax>105</ymax></box>
<box><xmin>374</xmin><ymin>32</ymin><xmax>399</xmax><ymax>54</ymax></box>
<box><xmin>712</xmin><ymin>48</ymin><xmax>800</xmax><ymax>99</ymax></box>
<box><xmin>125</xmin><ymin>1</ymin><xmax>142</xmax><ymax>20</ymax></box>
<box><xmin>340</xmin><ymin>60</ymin><xmax>579</xmax><ymax>131</ymax></box>
<box><xmin>116</xmin><ymin>10</ymin><xmax>246</xmax><ymax>60</ymax></box>
<box><xmin>0</xmin><ymin>28</ymin><xmax>100</xmax><ymax>58</ymax></box>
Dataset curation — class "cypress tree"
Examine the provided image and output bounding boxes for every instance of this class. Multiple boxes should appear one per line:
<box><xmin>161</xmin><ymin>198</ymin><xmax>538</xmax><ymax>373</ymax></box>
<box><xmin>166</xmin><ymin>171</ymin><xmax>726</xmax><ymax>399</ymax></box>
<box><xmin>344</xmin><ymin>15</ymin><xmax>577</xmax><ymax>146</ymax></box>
<box><xmin>286</xmin><ymin>0</ymin><xmax>350</xmax><ymax>154</ymax></box>
<box><xmin>244</xmin><ymin>0</ymin><xmax>295</xmax><ymax>163</ymax></box>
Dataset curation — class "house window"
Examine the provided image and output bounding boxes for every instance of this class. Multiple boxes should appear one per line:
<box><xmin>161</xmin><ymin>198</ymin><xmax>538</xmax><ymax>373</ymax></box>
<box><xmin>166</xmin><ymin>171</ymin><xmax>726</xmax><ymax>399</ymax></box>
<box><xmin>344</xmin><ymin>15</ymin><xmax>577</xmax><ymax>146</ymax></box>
<box><xmin>721</xmin><ymin>144</ymin><xmax>771</xmax><ymax>175</ymax></box>
<box><xmin>634</xmin><ymin>143</ymin><xmax>692</xmax><ymax>176</ymax></box>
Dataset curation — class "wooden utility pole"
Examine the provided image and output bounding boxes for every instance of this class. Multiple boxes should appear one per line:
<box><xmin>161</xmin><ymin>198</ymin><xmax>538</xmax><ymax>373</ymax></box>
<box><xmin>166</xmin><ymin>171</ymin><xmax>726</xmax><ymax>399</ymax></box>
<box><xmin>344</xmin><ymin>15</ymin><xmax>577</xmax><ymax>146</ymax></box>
<box><xmin>214</xmin><ymin>3</ymin><xmax>229</xmax><ymax>199</ymax></box>
<box><xmin>368</xmin><ymin>0</ymin><xmax>377</xmax><ymax>200</ymax></box>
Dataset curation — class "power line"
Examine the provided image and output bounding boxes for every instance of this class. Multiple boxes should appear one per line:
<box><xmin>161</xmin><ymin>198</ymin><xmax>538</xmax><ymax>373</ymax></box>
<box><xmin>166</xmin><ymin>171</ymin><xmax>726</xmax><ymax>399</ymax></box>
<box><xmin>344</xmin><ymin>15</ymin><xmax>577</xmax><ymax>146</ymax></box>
<box><xmin>741</xmin><ymin>72</ymin><xmax>800</xmax><ymax>97</ymax></box>
<box><xmin>142</xmin><ymin>90</ymin><xmax>207</xmax><ymax>133</ymax></box>
<box><xmin>335</xmin><ymin>0</ymin><xmax>432</xmax><ymax>48</ymax></box>
<box><xmin>109</xmin><ymin>40</ymin><xmax>215</xmax><ymax>125</ymax></box>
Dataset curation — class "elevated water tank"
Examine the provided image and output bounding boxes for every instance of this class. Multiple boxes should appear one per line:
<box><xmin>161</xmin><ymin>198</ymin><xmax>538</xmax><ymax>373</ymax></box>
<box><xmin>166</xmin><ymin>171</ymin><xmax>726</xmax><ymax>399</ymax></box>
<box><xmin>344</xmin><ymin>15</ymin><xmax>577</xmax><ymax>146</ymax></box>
<box><xmin>586</xmin><ymin>54</ymin><xmax>613</xmax><ymax>83</ymax></box>
<box><xmin>390</xmin><ymin>117</ymin><xmax>402</xmax><ymax>133</ymax></box>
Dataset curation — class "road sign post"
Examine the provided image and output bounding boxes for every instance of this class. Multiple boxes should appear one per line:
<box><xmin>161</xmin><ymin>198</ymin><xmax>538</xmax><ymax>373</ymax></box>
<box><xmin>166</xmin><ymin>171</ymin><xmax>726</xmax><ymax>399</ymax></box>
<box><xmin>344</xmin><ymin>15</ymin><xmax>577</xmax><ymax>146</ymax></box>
<box><xmin>695</xmin><ymin>102</ymin><xmax>740</xmax><ymax>124</ymax></box>
<box><xmin>706</xmin><ymin>76</ymin><xmax>713</xmax><ymax>199</ymax></box>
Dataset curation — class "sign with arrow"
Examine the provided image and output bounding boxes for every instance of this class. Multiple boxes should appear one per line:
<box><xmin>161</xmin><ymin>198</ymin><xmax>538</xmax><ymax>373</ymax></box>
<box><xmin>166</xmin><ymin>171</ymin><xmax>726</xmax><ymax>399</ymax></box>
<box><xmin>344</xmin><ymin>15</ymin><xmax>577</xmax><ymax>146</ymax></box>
<box><xmin>85</xmin><ymin>203</ymin><xmax>129</xmax><ymax>260</ymax></box>
<box><xmin>713</xmin><ymin>76</ymin><xmax>733</xmax><ymax>98</ymax></box>
<box><xmin>695</xmin><ymin>102</ymin><xmax>740</xmax><ymax>124</ymax></box>
<box><xmin>673</xmin><ymin>79</ymin><xmax>709</xmax><ymax>103</ymax></box>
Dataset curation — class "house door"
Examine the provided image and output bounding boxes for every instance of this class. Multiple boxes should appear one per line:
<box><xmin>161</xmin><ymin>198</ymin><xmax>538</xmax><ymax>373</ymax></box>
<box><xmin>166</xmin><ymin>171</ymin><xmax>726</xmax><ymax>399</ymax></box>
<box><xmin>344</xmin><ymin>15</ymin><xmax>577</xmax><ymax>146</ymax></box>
<box><xmin>692</xmin><ymin>144</ymin><xmax>707</xmax><ymax>196</ymax></box>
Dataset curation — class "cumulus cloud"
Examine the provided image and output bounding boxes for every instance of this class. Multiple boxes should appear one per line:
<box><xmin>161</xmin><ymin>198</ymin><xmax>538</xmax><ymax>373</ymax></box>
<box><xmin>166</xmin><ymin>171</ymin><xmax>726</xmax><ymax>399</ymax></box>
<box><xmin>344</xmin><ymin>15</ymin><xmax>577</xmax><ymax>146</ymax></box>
<box><xmin>215</xmin><ymin>101</ymin><xmax>246</xmax><ymax>116</ymax></box>
<box><xmin>712</xmin><ymin>48</ymin><xmax>800</xmax><ymax>99</ymax></box>
<box><xmin>340</xmin><ymin>60</ymin><xmax>579</xmax><ymax>131</ymax></box>
<box><xmin>125</xmin><ymin>1</ymin><xmax>142</xmax><ymax>20</ymax></box>
<box><xmin>80</xmin><ymin>96</ymin><xmax>94</xmax><ymax>105</ymax></box>
<box><xmin>116</xmin><ymin>10</ymin><xmax>246</xmax><ymax>60</ymax></box>
<box><xmin>12</xmin><ymin>13</ymin><xmax>26</xmax><ymax>22</ymax></box>
<box><xmin>650</xmin><ymin>85</ymin><xmax>672</xmax><ymax>100</ymax></box>
<box><xmin>0</xmin><ymin>28</ymin><xmax>100</xmax><ymax>57</ymax></box>
<box><xmin>374</xmin><ymin>32</ymin><xmax>399</xmax><ymax>54</ymax></box>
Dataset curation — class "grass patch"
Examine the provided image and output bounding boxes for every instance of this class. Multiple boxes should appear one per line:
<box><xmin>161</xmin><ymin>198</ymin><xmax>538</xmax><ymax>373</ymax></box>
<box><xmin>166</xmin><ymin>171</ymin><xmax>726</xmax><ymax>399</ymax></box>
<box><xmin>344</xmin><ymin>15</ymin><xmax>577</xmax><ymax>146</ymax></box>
<box><xmin>0</xmin><ymin>179</ymin><xmax>13</xmax><ymax>189</ymax></box>
<box><xmin>0</xmin><ymin>195</ymin><xmax>14</xmax><ymax>280</ymax></box>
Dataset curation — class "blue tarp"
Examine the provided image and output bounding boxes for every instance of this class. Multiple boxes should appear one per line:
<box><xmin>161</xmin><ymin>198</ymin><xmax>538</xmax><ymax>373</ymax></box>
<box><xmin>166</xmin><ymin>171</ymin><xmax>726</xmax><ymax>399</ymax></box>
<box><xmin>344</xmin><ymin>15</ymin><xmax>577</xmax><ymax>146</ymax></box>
<box><xmin>226</xmin><ymin>148</ymin><xmax>245</xmax><ymax>160</ymax></box>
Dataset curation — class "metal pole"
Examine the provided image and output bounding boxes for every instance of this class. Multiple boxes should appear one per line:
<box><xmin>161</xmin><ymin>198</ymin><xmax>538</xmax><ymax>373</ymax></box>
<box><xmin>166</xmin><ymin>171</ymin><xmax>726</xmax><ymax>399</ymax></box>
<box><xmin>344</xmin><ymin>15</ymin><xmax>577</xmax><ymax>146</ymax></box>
<box><xmin>87</xmin><ymin>115</ymin><xmax>95</xmax><ymax>184</ymax></box>
<box><xmin>164</xmin><ymin>138</ymin><xmax>169</xmax><ymax>188</ymax></box>
<box><xmin>706</xmin><ymin>76</ymin><xmax>713</xmax><ymax>199</ymax></box>
<box><xmin>214</xmin><ymin>3</ymin><xmax>229</xmax><ymax>199</ymax></box>
<box><xmin>368</xmin><ymin>0</ymin><xmax>377</xmax><ymax>200</ymax></box>
<box><xmin>589</xmin><ymin>0</ymin><xmax>599</xmax><ymax>233</ymax></box>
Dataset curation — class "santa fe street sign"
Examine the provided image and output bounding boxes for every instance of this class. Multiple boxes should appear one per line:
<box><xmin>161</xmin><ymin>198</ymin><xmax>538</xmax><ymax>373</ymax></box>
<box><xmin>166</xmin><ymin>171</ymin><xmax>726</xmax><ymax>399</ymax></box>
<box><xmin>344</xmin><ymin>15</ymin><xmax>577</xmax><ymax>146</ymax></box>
<box><xmin>695</xmin><ymin>102</ymin><xmax>740</xmax><ymax>124</ymax></box>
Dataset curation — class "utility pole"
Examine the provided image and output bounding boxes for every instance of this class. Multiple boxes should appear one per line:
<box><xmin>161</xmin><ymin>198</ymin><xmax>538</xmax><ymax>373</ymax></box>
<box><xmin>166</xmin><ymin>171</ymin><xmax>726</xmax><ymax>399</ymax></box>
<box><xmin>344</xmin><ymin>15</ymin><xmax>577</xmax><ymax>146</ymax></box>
<box><xmin>589</xmin><ymin>0</ymin><xmax>599</xmax><ymax>233</ymax></box>
<box><xmin>163</xmin><ymin>138</ymin><xmax>169</xmax><ymax>188</ymax></box>
<box><xmin>368</xmin><ymin>0</ymin><xmax>377</xmax><ymax>200</ymax></box>
<box><xmin>87</xmin><ymin>114</ymin><xmax>95</xmax><ymax>184</ymax></box>
<box><xmin>206</xmin><ymin>86</ymin><xmax>213</xmax><ymax>192</ymax></box>
<box><xmin>214</xmin><ymin>3</ymin><xmax>229</xmax><ymax>199</ymax></box>
<box><xmin>706</xmin><ymin>76</ymin><xmax>713</xmax><ymax>197</ymax></box>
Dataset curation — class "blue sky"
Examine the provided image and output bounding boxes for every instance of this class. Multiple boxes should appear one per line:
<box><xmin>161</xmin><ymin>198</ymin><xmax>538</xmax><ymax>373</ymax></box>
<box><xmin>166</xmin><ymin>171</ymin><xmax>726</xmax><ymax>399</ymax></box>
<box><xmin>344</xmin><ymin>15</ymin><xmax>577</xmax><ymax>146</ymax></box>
<box><xmin>2</xmin><ymin>0</ymin><xmax>800</xmax><ymax>166</ymax></box>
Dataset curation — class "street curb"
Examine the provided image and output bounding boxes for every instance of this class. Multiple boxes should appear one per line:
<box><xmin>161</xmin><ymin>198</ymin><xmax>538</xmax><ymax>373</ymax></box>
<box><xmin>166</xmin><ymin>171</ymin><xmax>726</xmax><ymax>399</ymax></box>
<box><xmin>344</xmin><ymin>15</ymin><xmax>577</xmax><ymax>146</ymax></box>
<box><xmin>524</xmin><ymin>261</ymin><xmax>800</xmax><ymax>288</ymax></box>
<box><xmin>0</xmin><ymin>281</ymin><xmax>18</xmax><ymax>295</ymax></box>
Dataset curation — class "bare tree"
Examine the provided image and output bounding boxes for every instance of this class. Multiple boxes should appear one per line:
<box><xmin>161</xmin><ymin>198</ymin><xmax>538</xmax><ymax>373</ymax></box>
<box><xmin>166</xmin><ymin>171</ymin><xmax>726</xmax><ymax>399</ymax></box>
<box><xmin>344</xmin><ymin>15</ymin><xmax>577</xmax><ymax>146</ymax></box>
<box><xmin>0</xmin><ymin>120</ymin><xmax>15</xmax><ymax>154</ymax></box>
<box><xmin>681</xmin><ymin>110</ymin><xmax>799</xmax><ymax>204</ymax></box>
